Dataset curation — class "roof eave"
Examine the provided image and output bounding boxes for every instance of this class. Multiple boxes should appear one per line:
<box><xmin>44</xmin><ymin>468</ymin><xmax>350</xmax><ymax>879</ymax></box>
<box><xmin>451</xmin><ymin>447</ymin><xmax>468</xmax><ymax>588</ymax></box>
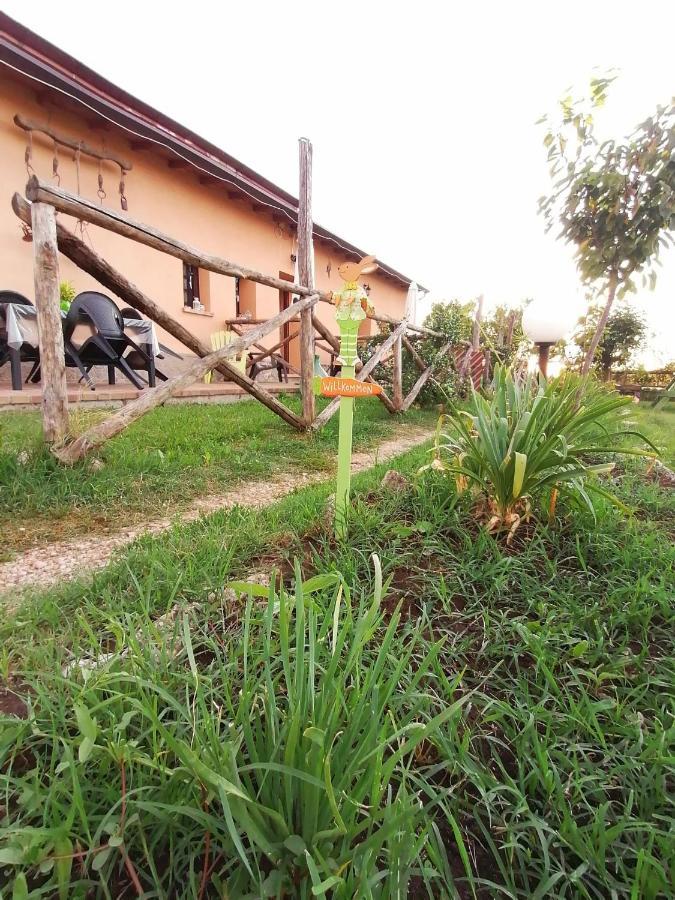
<box><xmin>0</xmin><ymin>12</ymin><xmax>428</xmax><ymax>291</ymax></box>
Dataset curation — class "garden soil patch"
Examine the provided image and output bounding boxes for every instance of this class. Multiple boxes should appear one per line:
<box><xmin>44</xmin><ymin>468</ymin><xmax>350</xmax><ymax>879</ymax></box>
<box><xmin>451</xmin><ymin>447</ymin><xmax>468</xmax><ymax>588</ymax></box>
<box><xmin>0</xmin><ymin>683</ymin><xmax>27</xmax><ymax>719</ymax></box>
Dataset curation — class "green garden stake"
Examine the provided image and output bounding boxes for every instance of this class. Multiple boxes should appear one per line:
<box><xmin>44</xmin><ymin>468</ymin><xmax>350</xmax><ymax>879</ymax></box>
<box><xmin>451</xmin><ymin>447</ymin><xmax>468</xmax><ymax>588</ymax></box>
<box><xmin>334</xmin><ymin>316</ymin><xmax>360</xmax><ymax>537</ymax></box>
<box><xmin>318</xmin><ymin>256</ymin><xmax>380</xmax><ymax>538</ymax></box>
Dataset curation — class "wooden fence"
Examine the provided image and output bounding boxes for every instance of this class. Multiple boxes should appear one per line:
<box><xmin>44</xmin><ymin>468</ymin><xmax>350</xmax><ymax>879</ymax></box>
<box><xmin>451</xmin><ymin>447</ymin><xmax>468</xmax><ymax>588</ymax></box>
<box><xmin>15</xmin><ymin>175</ymin><xmax>481</xmax><ymax>463</ymax></box>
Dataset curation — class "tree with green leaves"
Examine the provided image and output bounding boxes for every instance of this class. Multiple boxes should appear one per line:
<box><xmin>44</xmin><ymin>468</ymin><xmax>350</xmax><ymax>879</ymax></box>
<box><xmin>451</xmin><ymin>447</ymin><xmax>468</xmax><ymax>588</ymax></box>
<box><xmin>423</xmin><ymin>299</ymin><xmax>474</xmax><ymax>344</ymax></box>
<box><xmin>539</xmin><ymin>77</ymin><xmax>674</xmax><ymax>376</ymax></box>
<box><xmin>361</xmin><ymin>300</ymin><xmax>474</xmax><ymax>406</ymax></box>
<box><xmin>480</xmin><ymin>303</ymin><xmax>530</xmax><ymax>367</ymax></box>
<box><xmin>572</xmin><ymin>303</ymin><xmax>647</xmax><ymax>379</ymax></box>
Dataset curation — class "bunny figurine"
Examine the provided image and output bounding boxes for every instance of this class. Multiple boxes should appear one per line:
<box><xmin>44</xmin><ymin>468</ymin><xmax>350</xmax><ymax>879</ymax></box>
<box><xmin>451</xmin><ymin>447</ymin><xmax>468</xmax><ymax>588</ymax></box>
<box><xmin>330</xmin><ymin>255</ymin><xmax>378</xmax><ymax>366</ymax></box>
<box><xmin>331</xmin><ymin>255</ymin><xmax>378</xmax><ymax>323</ymax></box>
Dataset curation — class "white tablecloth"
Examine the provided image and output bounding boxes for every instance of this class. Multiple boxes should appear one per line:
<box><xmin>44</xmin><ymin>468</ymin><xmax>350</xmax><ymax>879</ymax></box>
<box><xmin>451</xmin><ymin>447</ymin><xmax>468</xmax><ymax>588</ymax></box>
<box><xmin>2</xmin><ymin>303</ymin><xmax>161</xmax><ymax>357</ymax></box>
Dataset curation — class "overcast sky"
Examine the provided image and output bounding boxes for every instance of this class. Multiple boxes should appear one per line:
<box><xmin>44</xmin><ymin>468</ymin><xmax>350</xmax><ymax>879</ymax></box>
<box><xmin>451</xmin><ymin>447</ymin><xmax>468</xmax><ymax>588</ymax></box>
<box><xmin>4</xmin><ymin>0</ymin><xmax>674</xmax><ymax>364</ymax></box>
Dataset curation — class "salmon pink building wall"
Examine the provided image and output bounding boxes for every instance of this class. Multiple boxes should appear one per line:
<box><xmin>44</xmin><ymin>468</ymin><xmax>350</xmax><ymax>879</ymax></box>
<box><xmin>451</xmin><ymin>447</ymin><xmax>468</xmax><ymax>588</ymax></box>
<box><xmin>0</xmin><ymin>71</ymin><xmax>409</xmax><ymax>367</ymax></box>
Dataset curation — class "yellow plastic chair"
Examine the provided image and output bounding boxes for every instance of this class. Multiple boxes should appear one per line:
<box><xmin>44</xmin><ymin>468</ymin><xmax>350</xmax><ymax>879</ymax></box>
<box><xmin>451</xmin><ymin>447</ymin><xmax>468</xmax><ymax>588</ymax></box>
<box><xmin>204</xmin><ymin>329</ymin><xmax>247</xmax><ymax>383</ymax></box>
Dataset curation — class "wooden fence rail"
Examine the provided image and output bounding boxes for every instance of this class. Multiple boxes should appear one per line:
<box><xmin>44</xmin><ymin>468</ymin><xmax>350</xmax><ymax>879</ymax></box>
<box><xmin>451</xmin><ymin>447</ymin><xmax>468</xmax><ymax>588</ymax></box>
<box><xmin>52</xmin><ymin>294</ymin><xmax>318</xmax><ymax>464</ymax></box>
<box><xmin>311</xmin><ymin>321</ymin><xmax>408</xmax><ymax>430</ymax></box>
<box><xmin>24</xmin><ymin>177</ymin><xmax>443</xmax><ymax>338</ymax></box>
<box><xmin>16</xmin><ymin>179</ymin><xmax>482</xmax><ymax>462</ymax></box>
<box><xmin>401</xmin><ymin>341</ymin><xmax>453</xmax><ymax>412</ymax></box>
<box><xmin>12</xmin><ymin>193</ymin><xmax>305</xmax><ymax>431</ymax></box>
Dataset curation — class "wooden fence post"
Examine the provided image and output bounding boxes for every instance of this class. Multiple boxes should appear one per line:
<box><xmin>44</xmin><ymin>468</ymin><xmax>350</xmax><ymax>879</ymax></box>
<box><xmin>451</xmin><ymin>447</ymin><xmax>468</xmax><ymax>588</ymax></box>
<box><xmin>392</xmin><ymin>331</ymin><xmax>404</xmax><ymax>411</ymax></box>
<box><xmin>298</xmin><ymin>138</ymin><xmax>315</xmax><ymax>427</ymax></box>
<box><xmin>31</xmin><ymin>201</ymin><xmax>69</xmax><ymax>443</ymax></box>
<box><xmin>13</xmin><ymin>194</ymin><xmax>304</xmax><ymax>431</ymax></box>
<box><xmin>472</xmin><ymin>294</ymin><xmax>484</xmax><ymax>351</ymax></box>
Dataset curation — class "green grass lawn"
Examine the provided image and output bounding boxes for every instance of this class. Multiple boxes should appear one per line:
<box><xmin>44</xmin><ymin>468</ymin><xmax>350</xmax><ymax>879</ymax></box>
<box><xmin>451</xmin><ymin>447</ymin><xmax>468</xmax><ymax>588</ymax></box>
<box><xmin>0</xmin><ymin>398</ymin><xmax>436</xmax><ymax>556</ymax></box>
<box><xmin>1</xmin><ymin>406</ymin><xmax>672</xmax><ymax>897</ymax></box>
<box><xmin>628</xmin><ymin>400</ymin><xmax>675</xmax><ymax>468</ymax></box>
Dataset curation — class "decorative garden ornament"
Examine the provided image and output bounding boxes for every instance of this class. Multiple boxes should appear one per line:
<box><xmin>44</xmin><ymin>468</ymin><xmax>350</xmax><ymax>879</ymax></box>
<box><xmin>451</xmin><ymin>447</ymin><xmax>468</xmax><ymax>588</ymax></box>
<box><xmin>324</xmin><ymin>255</ymin><xmax>379</xmax><ymax>537</ymax></box>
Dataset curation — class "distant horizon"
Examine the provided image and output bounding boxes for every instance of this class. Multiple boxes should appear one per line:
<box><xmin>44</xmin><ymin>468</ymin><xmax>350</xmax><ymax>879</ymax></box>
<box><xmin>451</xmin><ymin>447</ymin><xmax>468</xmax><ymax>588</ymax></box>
<box><xmin>2</xmin><ymin>1</ymin><xmax>673</xmax><ymax>366</ymax></box>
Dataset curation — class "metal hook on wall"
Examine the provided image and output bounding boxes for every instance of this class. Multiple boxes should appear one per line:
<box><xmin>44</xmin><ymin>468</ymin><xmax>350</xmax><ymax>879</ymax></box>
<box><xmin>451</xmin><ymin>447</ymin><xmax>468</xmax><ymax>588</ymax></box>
<box><xmin>119</xmin><ymin>166</ymin><xmax>128</xmax><ymax>211</ymax></box>
<box><xmin>52</xmin><ymin>138</ymin><xmax>60</xmax><ymax>186</ymax></box>
<box><xmin>97</xmin><ymin>160</ymin><xmax>106</xmax><ymax>202</ymax></box>
<box><xmin>24</xmin><ymin>130</ymin><xmax>34</xmax><ymax>175</ymax></box>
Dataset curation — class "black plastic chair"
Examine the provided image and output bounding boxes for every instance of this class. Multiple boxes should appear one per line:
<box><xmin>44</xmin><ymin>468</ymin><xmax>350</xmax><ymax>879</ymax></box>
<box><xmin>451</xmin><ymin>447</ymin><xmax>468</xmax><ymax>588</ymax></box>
<box><xmin>0</xmin><ymin>290</ymin><xmax>33</xmax><ymax>307</ymax></box>
<box><xmin>248</xmin><ymin>351</ymin><xmax>289</xmax><ymax>382</ymax></box>
<box><xmin>30</xmin><ymin>292</ymin><xmax>150</xmax><ymax>391</ymax></box>
<box><xmin>117</xmin><ymin>306</ymin><xmax>169</xmax><ymax>383</ymax></box>
<box><xmin>121</xmin><ymin>305</ymin><xmax>183</xmax><ymax>367</ymax></box>
<box><xmin>0</xmin><ymin>291</ymin><xmax>38</xmax><ymax>390</ymax></box>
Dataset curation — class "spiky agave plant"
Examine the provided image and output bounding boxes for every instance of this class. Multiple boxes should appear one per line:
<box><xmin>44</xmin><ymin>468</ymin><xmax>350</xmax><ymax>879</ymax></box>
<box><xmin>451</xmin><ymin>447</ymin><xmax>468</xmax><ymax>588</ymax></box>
<box><xmin>420</xmin><ymin>366</ymin><xmax>656</xmax><ymax>541</ymax></box>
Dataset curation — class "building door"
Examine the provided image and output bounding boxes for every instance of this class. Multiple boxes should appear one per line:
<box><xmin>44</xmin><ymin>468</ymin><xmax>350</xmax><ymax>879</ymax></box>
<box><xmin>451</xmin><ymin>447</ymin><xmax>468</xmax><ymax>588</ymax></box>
<box><xmin>279</xmin><ymin>272</ymin><xmax>300</xmax><ymax>369</ymax></box>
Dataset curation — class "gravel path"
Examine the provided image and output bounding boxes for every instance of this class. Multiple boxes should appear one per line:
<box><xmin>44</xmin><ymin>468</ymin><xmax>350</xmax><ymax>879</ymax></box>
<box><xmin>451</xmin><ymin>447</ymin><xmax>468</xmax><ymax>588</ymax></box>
<box><xmin>1</xmin><ymin>428</ymin><xmax>432</xmax><ymax>595</ymax></box>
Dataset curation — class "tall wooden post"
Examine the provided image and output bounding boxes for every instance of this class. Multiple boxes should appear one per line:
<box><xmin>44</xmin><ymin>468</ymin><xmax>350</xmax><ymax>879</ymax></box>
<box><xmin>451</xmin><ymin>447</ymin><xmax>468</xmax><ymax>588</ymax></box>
<box><xmin>472</xmin><ymin>294</ymin><xmax>484</xmax><ymax>351</ymax></box>
<box><xmin>505</xmin><ymin>309</ymin><xmax>516</xmax><ymax>352</ymax></box>
<box><xmin>392</xmin><ymin>332</ymin><xmax>404</xmax><ymax>411</ymax></box>
<box><xmin>31</xmin><ymin>202</ymin><xmax>69</xmax><ymax>443</ymax></box>
<box><xmin>537</xmin><ymin>342</ymin><xmax>552</xmax><ymax>378</ymax></box>
<box><xmin>298</xmin><ymin>138</ymin><xmax>315</xmax><ymax>427</ymax></box>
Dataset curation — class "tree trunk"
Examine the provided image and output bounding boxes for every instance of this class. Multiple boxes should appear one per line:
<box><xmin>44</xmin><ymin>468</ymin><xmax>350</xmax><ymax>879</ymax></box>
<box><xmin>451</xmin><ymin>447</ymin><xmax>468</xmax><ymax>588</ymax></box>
<box><xmin>581</xmin><ymin>273</ymin><xmax>618</xmax><ymax>377</ymax></box>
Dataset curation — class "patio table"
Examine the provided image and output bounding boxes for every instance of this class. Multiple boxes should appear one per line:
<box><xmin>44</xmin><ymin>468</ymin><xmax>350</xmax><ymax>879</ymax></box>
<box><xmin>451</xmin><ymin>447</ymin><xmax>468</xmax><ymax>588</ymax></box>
<box><xmin>1</xmin><ymin>303</ymin><xmax>166</xmax><ymax>390</ymax></box>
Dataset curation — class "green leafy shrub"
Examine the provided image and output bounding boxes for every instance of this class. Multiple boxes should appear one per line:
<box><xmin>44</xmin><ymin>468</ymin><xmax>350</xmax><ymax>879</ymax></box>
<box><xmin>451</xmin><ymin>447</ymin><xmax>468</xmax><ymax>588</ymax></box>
<box><xmin>361</xmin><ymin>300</ymin><xmax>473</xmax><ymax>407</ymax></box>
<box><xmin>480</xmin><ymin>302</ymin><xmax>531</xmax><ymax>368</ymax></box>
<box><xmin>422</xmin><ymin>300</ymin><xmax>474</xmax><ymax>343</ymax></box>
<box><xmin>621</xmin><ymin>362</ymin><xmax>675</xmax><ymax>387</ymax></box>
<box><xmin>572</xmin><ymin>303</ymin><xmax>648</xmax><ymax>379</ymax></box>
<box><xmin>421</xmin><ymin>366</ymin><xmax>656</xmax><ymax>539</ymax></box>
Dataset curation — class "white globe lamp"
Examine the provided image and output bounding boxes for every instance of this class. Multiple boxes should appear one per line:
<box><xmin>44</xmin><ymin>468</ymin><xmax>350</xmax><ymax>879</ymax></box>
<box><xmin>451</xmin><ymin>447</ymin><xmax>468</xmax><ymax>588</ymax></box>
<box><xmin>522</xmin><ymin>300</ymin><xmax>575</xmax><ymax>377</ymax></box>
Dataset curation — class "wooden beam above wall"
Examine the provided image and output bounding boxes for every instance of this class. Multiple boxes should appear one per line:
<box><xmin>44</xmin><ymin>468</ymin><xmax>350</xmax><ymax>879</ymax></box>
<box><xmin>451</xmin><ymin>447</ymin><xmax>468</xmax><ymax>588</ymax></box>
<box><xmin>15</xmin><ymin>114</ymin><xmax>133</xmax><ymax>171</ymax></box>
<box><xmin>198</xmin><ymin>174</ymin><xmax>218</xmax><ymax>186</ymax></box>
<box><xmin>167</xmin><ymin>158</ymin><xmax>189</xmax><ymax>169</ymax></box>
<box><xmin>24</xmin><ymin>177</ymin><xmax>443</xmax><ymax>337</ymax></box>
<box><xmin>129</xmin><ymin>139</ymin><xmax>151</xmax><ymax>152</ymax></box>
